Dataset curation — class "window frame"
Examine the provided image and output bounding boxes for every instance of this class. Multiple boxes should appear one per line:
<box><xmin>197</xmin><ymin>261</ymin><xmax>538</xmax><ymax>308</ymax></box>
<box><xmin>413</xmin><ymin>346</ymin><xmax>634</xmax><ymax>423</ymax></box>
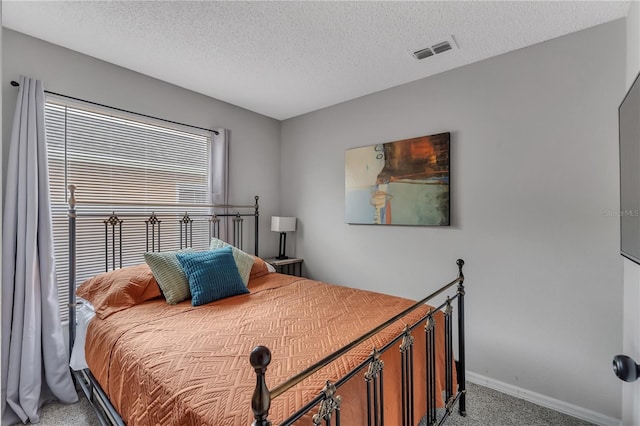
<box><xmin>44</xmin><ymin>95</ymin><xmax>215</xmax><ymax>323</ymax></box>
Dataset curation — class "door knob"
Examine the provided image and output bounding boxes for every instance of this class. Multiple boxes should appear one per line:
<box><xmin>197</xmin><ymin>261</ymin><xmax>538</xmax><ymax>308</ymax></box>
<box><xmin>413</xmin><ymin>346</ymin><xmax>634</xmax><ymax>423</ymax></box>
<box><xmin>613</xmin><ymin>355</ymin><xmax>640</xmax><ymax>382</ymax></box>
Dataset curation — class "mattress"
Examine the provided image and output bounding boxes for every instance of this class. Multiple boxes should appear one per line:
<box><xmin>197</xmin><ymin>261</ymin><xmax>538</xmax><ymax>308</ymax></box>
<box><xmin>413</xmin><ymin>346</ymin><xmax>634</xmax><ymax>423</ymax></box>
<box><xmin>84</xmin><ymin>273</ymin><xmax>452</xmax><ymax>425</ymax></box>
<box><xmin>69</xmin><ymin>298</ymin><xmax>95</xmax><ymax>371</ymax></box>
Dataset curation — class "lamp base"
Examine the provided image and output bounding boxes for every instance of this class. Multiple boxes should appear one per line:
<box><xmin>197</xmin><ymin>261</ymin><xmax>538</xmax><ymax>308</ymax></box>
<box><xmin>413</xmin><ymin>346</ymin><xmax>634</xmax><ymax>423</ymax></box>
<box><xmin>277</xmin><ymin>232</ymin><xmax>289</xmax><ymax>260</ymax></box>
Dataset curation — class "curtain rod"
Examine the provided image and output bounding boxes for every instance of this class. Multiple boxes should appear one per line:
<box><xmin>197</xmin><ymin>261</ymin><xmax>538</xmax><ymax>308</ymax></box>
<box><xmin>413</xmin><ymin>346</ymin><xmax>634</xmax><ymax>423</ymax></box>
<box><xmin>9</xmin><ymin>80</ymin><xmax>219</xmax><ymax>135</ymax></box>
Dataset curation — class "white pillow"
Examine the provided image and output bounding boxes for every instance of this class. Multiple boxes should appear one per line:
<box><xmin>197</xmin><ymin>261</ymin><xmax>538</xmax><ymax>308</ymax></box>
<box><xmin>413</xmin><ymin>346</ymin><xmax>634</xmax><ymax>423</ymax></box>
<box><xmin>209</xmin><ymin>238</ymin><xmax>255</xmax><ymax>285</ymax></box>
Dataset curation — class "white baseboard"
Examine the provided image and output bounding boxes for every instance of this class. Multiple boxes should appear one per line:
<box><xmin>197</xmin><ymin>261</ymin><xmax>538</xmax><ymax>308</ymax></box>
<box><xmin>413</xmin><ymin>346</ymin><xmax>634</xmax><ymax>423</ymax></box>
<box><xmin>466</xmin><ymin>371</ymin><xmax>622</xmax><ymax>426</ymax></box>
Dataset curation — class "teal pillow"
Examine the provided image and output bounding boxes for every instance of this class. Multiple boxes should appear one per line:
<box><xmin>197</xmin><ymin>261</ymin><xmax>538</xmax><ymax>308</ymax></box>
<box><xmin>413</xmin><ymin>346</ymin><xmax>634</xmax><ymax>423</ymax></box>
<box><xmin>209</xmin><ymin>238</ymin><xmax>255</xmax><ymax>285</ymax></box>
<box><xmin>144</xmin><ymin>248</ymin><xmax>194</xmax><ymax>305</ymax></box>
<box><xmin>176</xmin><ymin>246</ymin><xmax>249</xmax><ymax>306</ymax></box>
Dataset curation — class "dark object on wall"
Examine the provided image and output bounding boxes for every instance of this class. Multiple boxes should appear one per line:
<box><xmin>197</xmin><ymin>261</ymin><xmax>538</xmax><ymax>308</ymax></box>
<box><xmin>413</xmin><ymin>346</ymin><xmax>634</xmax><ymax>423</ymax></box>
<box><xmin>619</xmin><ymin>71</ymin><xmax>640</xmax><ymax>265</ymax></box>
<box><xmin>612</xmin><ymin>354</ymin><xmax>640</xmax><ymax>382</ymax></box>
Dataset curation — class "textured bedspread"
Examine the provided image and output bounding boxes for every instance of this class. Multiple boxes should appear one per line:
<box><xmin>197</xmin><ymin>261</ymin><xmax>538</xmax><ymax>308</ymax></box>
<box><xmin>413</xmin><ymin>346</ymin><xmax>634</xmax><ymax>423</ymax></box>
<box><xmin>85</xmin><ymin>273</ymin><xmax>451</xmax><ymax>425</ymax></box>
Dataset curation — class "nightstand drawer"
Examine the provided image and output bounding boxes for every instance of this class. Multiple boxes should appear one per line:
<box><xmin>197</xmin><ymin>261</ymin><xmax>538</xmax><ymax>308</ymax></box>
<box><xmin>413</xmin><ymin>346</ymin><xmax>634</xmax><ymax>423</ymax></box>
<box><xmin>264</xmin><ymin>257</ymin><xmax>303</xmax><ymax>277</ymax></box>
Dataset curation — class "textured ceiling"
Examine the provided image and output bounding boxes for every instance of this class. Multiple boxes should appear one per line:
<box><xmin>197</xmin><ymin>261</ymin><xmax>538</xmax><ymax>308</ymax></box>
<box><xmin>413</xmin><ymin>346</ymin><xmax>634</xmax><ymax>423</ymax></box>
<box><xmin>2</xmin><ymin>1</ymin><xmax>630</xmax><ymax>120</ymax></box>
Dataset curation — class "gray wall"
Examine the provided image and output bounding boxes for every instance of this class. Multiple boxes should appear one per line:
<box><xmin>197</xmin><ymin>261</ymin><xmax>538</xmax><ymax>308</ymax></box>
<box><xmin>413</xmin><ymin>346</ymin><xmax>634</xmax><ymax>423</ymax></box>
<box><xmin>2</xmin><ymin>28</ymin><xmax>281</xmax><ymax>255</ymax></box>
<box><xmin>281</xmin><ymin>20</ymin><xmax>625</xmax><ymax>419</ymax></box>
<box><xmin>623</xmin><ymin>2</ymin><xmax>640</xmax><ymax>425</ymax></box>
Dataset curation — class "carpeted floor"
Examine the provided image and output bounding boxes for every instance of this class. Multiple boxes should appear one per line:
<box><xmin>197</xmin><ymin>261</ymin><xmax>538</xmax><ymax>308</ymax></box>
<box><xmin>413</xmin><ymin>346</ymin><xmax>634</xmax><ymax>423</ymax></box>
<box><xmin>31</xmin><ymin>382</ymin><xmax>594</xmax><ymax>426</ymax></box>
<box><xmin>420</xmin><ymin>382</ymin><xmax>594</xmax><ymax>426</ymax></box>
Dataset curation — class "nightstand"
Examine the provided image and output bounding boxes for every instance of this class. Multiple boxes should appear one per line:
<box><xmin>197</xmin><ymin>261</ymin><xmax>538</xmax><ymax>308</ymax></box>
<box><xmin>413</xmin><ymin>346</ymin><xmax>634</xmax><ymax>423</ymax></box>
<box><xmin>264</xmin><ymin>257</ymin><xmax>304</xmax><ymax>277</ymax></box>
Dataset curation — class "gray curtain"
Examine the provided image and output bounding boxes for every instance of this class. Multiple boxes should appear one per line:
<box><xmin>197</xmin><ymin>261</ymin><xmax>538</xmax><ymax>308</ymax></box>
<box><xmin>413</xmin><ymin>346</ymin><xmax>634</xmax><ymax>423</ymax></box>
<box><xmin>1</xmin><ymin>76</ymin><xmax>77</xmax><ymax>425</ymax></box>
<box><xmin>210</xmin><ymin>128</ymin><xmax>229</xmax><ymax>205</ymax></box>
<box><xmin>210</xmin><ymin>128</ymin><xmax>230</xmax><ymax>240</ymax></box>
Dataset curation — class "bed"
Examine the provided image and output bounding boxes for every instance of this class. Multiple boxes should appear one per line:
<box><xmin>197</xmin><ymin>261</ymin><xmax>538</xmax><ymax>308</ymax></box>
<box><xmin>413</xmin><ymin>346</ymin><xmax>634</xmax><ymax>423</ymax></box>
<box><xmin>66</xmin><ymin>185</ymin><xmax>467</xmax><ymax>425</ymax></box>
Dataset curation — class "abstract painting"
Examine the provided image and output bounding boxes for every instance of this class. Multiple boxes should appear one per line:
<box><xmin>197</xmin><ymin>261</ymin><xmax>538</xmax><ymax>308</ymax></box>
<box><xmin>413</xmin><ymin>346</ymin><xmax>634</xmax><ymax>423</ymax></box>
<box><xmin>345</xmin><ymin>132</ymin><xmax>450</xmax><ymax>226</ymax></box>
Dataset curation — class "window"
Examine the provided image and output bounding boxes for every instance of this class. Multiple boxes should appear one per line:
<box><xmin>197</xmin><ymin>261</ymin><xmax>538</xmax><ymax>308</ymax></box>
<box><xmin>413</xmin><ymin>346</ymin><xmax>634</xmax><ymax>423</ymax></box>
<box><xmin>45</xmin><ymin>97</ymin><xmax>214</xmax><ymax>322</ymax></box>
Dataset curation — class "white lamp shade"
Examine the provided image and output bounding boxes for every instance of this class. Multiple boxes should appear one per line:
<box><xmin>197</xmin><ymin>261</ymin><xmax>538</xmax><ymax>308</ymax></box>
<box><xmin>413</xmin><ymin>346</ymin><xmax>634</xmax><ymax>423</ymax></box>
<box><xmin>271</xmin><ymin>216</ymin><xmax>296</xmax><ymax>232</ymax></box>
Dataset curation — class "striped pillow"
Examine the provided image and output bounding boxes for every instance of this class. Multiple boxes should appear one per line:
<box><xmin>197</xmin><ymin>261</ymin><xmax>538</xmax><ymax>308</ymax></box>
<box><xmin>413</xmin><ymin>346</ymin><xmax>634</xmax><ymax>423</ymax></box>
<box><xmin>144</xmin><ymin>248</ymin><xmax>194</xmax><ymax>305</ymax></box>
<box><xmin>176</xmin><ymin>247</ymin><xmax>249</xmax><ymax>306</ymax></box>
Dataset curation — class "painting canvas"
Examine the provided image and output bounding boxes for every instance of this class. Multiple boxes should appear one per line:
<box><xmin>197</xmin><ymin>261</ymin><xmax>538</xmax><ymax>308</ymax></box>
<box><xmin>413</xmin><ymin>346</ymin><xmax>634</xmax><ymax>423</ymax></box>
<box><xmin>345</xmin><ymin>132</ymin><xmax>450</xmax><ymax>226</ymax></box>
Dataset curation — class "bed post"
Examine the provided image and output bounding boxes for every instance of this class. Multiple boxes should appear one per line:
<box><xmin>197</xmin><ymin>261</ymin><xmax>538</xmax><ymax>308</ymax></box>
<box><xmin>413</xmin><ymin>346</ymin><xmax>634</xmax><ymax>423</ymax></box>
<box><xmin>254</xmin><ymin>196</ymin><xmax>260</xmax><ymax>256</ymax></box>
<box><xmin>250</xmin><ymin>345</ymin><xmax>272</xmax><ymax>426</ymax></box>
<box><xmin>456</xmin><ymin>258</ymin><xmax>467</xmax><ymax>417</ymax></box>
<box><xmin>68</xmin><ymin>184</ymin><xmax>77</xmax><ymax>358</ymax></box>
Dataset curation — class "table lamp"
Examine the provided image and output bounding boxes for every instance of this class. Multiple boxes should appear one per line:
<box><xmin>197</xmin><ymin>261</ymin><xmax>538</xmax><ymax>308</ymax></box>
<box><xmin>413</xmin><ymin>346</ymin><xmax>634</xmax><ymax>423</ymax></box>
<box><xmin>271</xmin><ymin>216</ymin><xmax>296</xmax><ymax>259</ymax></box>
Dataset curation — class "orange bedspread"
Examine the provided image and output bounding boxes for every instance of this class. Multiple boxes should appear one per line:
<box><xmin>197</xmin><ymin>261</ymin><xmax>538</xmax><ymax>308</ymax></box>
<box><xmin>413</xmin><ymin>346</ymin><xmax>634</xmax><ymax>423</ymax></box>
<box><xmin>85</xmin><ymin>273</ymin><xmax>452</xmax><ymax>425</ymax></box>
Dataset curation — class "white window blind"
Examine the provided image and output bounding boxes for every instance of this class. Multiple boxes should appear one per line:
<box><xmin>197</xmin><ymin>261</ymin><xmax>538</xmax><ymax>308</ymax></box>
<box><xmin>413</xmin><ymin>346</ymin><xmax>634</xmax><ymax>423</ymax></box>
<box><xmin>45</xmin><ymin>97</ymin><xmax>213</xmax><ymax>322</ymax></box>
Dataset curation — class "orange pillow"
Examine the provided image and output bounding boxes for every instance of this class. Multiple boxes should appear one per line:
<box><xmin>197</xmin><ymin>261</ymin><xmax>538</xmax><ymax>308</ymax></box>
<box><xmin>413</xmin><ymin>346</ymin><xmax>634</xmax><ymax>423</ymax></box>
<box><xmin>76</xmin><ymin>264</ymin><xmax>161</xmax><ymax>319</ymax></box>
<box><xmin>249</xmin><ymin>256</ymin><xmax>270</xmax><ymax>282</ymax></box>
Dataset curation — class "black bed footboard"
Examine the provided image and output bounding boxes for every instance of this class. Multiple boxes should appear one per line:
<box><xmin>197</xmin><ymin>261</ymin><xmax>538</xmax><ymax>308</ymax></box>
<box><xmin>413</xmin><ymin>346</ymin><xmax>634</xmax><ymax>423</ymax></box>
<box><xmin>250</xmin><ymin>259</ymin><xmax>466</xmax><ymax>426</ymax></box>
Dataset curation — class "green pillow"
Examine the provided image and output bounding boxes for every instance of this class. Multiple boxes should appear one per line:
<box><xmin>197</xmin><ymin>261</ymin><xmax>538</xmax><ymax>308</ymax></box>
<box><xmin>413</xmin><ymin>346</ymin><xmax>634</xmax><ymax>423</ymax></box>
<box><xmin>209</xmin><ymin>238</ymin><xmax>255</xmax><ymax>285</ymax></box>
<box><xmin>144</xmin><ymin>248</ymin><xmax>194</xmax><ymax>304</ymax></box>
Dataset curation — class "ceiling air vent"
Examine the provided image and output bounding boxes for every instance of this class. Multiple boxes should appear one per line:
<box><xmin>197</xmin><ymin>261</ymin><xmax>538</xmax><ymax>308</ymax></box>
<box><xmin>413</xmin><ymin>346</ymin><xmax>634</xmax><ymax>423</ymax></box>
<box><xmin>410</xmin><ymin>36</ymin><xmax>457</xmax><ymax>61</ymax></box>
<box><xmin>412</xmin><ymin>47</ymin><xmax>434</xmax><ymax>60</ymax></box>
<box><xmin>432</xmin><ymin>41</ymin><xmax>452</xmax><ymax>54</ymax></box>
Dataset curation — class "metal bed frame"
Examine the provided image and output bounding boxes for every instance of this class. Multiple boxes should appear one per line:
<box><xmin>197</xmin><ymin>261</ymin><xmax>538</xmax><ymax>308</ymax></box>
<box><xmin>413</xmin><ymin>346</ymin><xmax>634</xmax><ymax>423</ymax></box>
<box><xmin>66</xmin><ymin>184</ymin><xmax>467</xmax><ymax>426</ymax></box>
